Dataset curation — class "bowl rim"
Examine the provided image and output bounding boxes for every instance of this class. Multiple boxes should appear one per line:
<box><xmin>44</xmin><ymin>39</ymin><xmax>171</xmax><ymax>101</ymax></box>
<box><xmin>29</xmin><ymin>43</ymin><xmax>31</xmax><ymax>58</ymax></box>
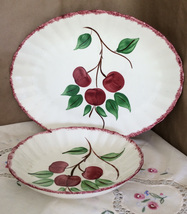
<box><xmin>7</xmin><ymin>126</ymin><xmax>144</xmax><ymax>196</ymax></box>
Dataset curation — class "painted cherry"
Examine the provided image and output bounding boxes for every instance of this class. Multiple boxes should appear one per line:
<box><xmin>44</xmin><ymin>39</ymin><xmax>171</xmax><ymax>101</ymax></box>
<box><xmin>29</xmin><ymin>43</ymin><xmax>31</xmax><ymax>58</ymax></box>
<box><xmin>49</xmin><ymin>161</ymin><xmax>68</xmax><ymax>173</ymax></box>
<box><xmin>82</xmin><ymin>166</ymin><xmax>103</xmax><ymax>180</ymax></box>
<box><xmin>85</xmin><ymin>88</ymin><xmax>106</xmax><ymax>106</ymax></box>
<box><xmin>73</xmin><ymin>66</ymin><xmax>91</xmax><ymax>87</ymax></box>
<box><xmin>54</xmin><ymin>175</ymin><xmax>81</xmax><ymax>187</ymax></box>
<box><xmin>103</xmin><ymin>71</ymin><xmax>125</xmax><ymax>92</ymax></box>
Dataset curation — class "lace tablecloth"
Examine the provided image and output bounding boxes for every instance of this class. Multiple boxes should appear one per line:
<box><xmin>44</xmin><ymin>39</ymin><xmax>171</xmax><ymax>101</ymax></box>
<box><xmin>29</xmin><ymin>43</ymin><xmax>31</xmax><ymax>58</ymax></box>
<box><xmin>0</xmin><ymin>121</ymin><xmax>186</xmax><ymax>214</ymax></box>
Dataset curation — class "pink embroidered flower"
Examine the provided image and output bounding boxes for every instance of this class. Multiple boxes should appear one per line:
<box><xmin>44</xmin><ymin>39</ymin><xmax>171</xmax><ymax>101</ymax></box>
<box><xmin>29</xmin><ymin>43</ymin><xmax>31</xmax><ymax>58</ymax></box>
<box><xmin>147</xmin><ymin>168</ymin><xmax>158</xmax><ymax>173</ymax></box>
<box><xmin>148</xmin><ymin>201</ymin><xmax>159</xmax><ymax>210</ymax></box>
<box><xmin>134</xmin><ymin>193</ymin><xmax>145</xmax><ymax>199</ymax></box>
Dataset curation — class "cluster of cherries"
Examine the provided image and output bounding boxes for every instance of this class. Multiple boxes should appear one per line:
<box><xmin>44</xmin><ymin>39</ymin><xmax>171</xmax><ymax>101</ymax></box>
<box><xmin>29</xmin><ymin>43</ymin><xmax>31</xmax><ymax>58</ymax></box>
<box><xmin>48</xmin><ymin>161</ymin><xmax>103</xmax><ymax>187</ymax></box>
<box><xmin>73</xmin><ymin>66</ymin><xmax>125</xmax><ymax>106</ymax></box>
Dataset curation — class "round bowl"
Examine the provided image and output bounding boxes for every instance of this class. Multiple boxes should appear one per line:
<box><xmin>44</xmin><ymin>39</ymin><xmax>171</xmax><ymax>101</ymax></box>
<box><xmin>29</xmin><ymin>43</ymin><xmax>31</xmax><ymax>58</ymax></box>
<box><xmin>8</xmin><ymin>127</ymin><xmax>143</xmax><ymax>199</ymax></box>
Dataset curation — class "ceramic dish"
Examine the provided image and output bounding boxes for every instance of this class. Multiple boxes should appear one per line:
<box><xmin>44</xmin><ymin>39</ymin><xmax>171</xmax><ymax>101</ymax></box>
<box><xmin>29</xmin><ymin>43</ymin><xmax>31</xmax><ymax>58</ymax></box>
<box><xmin>7</xmin><ymin>127</ymin><xmax>143</xmax><ymax>199</ymax></box>
<box><xmin>10</xmin><ymin>10</ymin><xmax>183</xmax><ymax>137</ymax></box>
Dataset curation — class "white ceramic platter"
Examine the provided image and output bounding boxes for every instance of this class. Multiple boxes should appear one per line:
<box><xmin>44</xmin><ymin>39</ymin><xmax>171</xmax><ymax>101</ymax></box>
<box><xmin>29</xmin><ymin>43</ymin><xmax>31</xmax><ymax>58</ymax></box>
<box><xmin>7</xmin><ymin>127</ymin><xmax>143</xmax><ymax>199</ymax></box>
<box><xmin>10</xmin><ymin>10</ymin><xmax>184</xmax><ymax>137</ymax></box>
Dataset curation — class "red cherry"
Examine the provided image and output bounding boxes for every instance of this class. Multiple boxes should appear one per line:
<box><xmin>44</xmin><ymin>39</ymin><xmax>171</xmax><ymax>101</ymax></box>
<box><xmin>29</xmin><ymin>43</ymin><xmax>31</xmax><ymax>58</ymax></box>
<box><xmin>54</xmin><ymin>175</ymin><xmax>81</xmax><ymax>187</ymax></box>
<box><xmin>85</xmin><ymin>88</ymin><xmax>106</xmax><ymax>106</ymax></box>
<box><xmin>73</xmin><ymin>66</ymin><xmax>91</xmax><ymax>87</ymax></box>
<box><xmin>49</xmin><ymin>161</ymin><xmax>68</xmax><ymax>173</ymax></box>
<box><xmin>82</xmin><ymin>166</ymin><xmax>103</xmax><ymax>180</ymax></box>
<box><xmin>103</xmin><ymin>71</ymin><xmax>125</xmax><ymax>92</ymax></box>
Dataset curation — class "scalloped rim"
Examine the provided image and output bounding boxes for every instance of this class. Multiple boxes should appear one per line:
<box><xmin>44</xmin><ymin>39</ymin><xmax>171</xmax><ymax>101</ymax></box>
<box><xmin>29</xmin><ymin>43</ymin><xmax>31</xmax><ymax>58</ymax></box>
<box><xmin>10</xmin><ymin>10</ymin><xmax>184</xmax><ymax>137</ymax></box>
<box><xmin>7</xmin><ymin>126</ymin><xmax>144</xmax><ymax>197</ymax></box>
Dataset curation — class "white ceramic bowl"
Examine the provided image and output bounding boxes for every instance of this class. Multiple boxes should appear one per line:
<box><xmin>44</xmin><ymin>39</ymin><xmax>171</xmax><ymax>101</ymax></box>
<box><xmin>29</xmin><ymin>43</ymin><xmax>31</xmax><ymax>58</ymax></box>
<box><xmin>8</xmin><ymin>127</ymin><xmax>143</xmax><ymax>199</ymax></box>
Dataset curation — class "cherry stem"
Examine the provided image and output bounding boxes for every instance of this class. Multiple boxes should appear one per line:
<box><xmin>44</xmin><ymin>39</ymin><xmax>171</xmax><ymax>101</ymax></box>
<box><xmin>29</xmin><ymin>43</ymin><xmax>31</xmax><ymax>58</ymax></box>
<box><xmin>85</xmin><ymin>139</ymin><xmax>119</xmax><ymax>179</ymax></box>
<box><xmin>95</xmin><ymin>108</ymin><xmax>105</xmax><ymax>129</ymax></box>
<box><xmin>89</xmin><ymin>106</ymin><xmax>95</xmax><ymax>117</ymax></box>
<box><xmin>70</xmin><ymin>141</ymin><xmax>92</xmax><ymax>176</ymax></box>
<box><xmin>85</xmin><ymin>26</ymin><xmax>133</xmax><ymax>69</ymax></box>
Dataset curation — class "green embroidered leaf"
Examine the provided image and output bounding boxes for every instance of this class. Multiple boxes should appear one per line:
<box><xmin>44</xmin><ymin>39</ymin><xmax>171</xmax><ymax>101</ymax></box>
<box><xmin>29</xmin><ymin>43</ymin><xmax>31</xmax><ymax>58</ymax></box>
<box><xmin>142</xmin><ymin>207</ymin><xmax>146</xmax><ymax>212</ymax></box>
<box><xmin>66</xmin><ymin>94</ymin><xmax>83</xmax><ymax>110</ymax></box>
<box><xmin>61</xmin><ymin>85</ymin><xmax>80</xmax><ymax>96</ymax></box>
<box><xmin>114</xmin><ymin>92</ymin><xmax>131</xmax><ymax>112</ymax></box>
<box><xmin>95</xmin><ymin>179</ymin><xmax>114</xmax><ymax>187</ymax></box>
<box><xmin>149</xmin><ymin>193</ymin><xmax>161</xmax><ymax>199</ymax></box>
<box><xmin>81</xmin><ymin>180</ymin><xmax>99</xmax><ymax>191</ymax></box>
<box><xmin>70</xmin><ymin>187</ymin><xmax>81</xmax><ymax>192</ymax></box>
<box><xmin>117</xmin><ymin>38</ymin><xmax>139</xmax><ymax>54</ymax></box>
<box><xmin>100</xmin><ymin>148</ymin><xmax>125</xmax><ymax>162</ymax></box>
<box><xmin>83</xmin><ymin>105</ymin><xmax>92</xmax><ymax>116</ymax></box>
<box><xmin>160</xmin><ymin>198</ymin><xmax>165</xmax><ymax>204</ymax></box>
<box><xmin>58</xmin><ymin>187</ymin><xmax>66</xmax><ymax>191</ymax></box>
<box><xmin>101</xmin><ymin>211</ymin><xmax>114</xmax><ymax>214</ymax></box>
<box><xmin>33</xmin><ymin>179</ymin><xmax>54</xmax><ymax>187</ymax></box>
<box><xmin>160</xmin><ymin>172</ymin><xmax>168</xmax><ymax>175</ymax></box>
<box><xmin>96</xmin><ymin>106</ymin><xmax>107</xmax><ymax>117</ymax></box>
<box><xmin>106</xmin><ymin>99</ymin><xmax>118</xmax><ymax>120</ymax></box>
<box><xmin>62</xmin><ymin>147</ymin><xmax>88</xmax><ymax>155</ymax></box>
<box><xmin>28</xmin><ymin>171</ymin><xmax>53</xmax><ymax>178</ymax></box>
<box><xmin>74</xmin><ymin>33</ymin><xmax>92</xmax><ymax>50</ymax></box>
<box><xmin>141</xmin><ymin>199</ymin><xmax>150</xmax><ymax>203</ymax></box>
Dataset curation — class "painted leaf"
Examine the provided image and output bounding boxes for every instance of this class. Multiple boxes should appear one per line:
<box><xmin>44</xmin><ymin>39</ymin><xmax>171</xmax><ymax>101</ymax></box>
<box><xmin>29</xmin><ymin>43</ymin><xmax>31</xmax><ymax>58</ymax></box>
<box><xmin>96</xmin><ymin>106</ymin><xmax>107</xmax><ymax>117</ymax></box>
<box><xmin>33</xmin><ymin>179</ymin><xmax>53</xmax><ymax>187</ymax></box>
<box><xmin>74</xmin><ymin>33</ymin><xmax>92</xmax><ymax>50</ymax></box>
<box><xmin>70</xmin><ymin>187</ymin><xmax>81</xmax><ymax>192</ymax></box>
<box><xmin>142</xmin><ymin>207</ymin><xmax>146</xmax><ymax>212</ymax></box>
<box><xmin>95</xmin><ymin>179</ymin><xmax>114</xmax><ymax>187</ymax></box>
<box><xmin>28</xmin><ymin>171</ymin><xmax>53</xmax><ymax>178</ymax></box>
<box><xmin>100</xmin><ymin>148</ymin><xmax>125</xmax><ymax>161</ymax></box>
<box><xmin>101</xmin><ymin>211</ymin><xmax>114</xmax><ymax>214</ymax></box>
<box><xmin>83</xmin><ymin>105</ymin><xmax>92</xmax><ymax>116</ymax></box>
<box><xmin>117</xmin><ymin>38</ymin><xmax>139</xmax><ymax>54</ymax></box>
<box><xmin>66</xmin><ymin>94</ymin><xmax>83</xmax><ymax>110</ymax></box>
<box><xmin>81</xmin><ymin>180</ymin><xmax>99</xmax><ymax>191</ymax></box>
<box><xmin>61</xmin><ymin>85</ymin><xmax>80</xmax><ymax>96</ymax></box>
<box><xmin>106</xmin><ymin>99</ymin><xmax>118</xmax><ymax>120</ymax></box>
<box><xmin>114</xmin><ymin>92</ymin><xmax>131</xmax><ymax>112</ymax></box>
<box><xmin>58</xmin><ymin>187</ymin><xmax>66</xmax><ymax>191</ymax></box>
<box><xmin>62</xmin><ymin>147</ymin><xmax>88</xmax><ymax>155</ymax></box>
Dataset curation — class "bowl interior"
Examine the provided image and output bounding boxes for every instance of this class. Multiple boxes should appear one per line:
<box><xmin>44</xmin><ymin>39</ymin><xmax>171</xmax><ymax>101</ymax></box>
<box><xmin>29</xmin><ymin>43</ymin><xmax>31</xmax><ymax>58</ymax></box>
<box><xmin>8</xmin><ymin>127</ymin><xmax>143</xmax><ymax>199</ymax></box>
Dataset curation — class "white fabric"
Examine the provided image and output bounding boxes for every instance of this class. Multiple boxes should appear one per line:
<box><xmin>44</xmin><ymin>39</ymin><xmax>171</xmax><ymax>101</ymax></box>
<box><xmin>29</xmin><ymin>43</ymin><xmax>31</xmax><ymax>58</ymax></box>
<box><xmin>0</xmin><ymin>121</ymin><xmax>186</xmax><ymax>214</ymax></box>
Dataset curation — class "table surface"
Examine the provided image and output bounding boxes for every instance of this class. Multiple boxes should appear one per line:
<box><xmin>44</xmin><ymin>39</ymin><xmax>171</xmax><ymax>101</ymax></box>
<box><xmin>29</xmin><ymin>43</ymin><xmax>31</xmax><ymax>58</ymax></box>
<box><xmin>0</xmin><ymin>121</ymin><xmax>186</xmax><ymax>214</ymax></box>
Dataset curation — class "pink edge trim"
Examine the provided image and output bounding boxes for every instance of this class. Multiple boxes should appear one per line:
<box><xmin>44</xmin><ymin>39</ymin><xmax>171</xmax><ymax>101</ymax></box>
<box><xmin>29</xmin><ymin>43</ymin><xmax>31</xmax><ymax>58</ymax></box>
<box><xmin>10</xmin><ymin>10</ymin><xmax>184</xmax><ymax>136</ymax></box>
<box><xmin>7</xmin><ymin>126</ymin><xmax>144</xmax><ymax>196</ymax></box>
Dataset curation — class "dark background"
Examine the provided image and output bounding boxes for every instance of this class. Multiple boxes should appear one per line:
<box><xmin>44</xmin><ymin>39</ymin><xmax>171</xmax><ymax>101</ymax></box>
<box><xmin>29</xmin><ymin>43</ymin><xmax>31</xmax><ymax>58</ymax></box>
<box><xmin>0</xmin><ymin>0</ymin><xmax>186</xmax><ymax>154</ymax></box>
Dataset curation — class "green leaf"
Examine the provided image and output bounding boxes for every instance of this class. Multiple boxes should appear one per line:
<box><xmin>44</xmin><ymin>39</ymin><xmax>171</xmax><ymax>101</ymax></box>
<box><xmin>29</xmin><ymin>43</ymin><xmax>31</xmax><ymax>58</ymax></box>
<box><xmin>61</xmin><ymin>85</ymin><xmax>80</xmax><ymax>96</ymax></box>
<box><xmin>62</xmin><ymin>147</ymin><xmax>88</xmax><ymax>155</ymax></box>
<box><xmin>81</xmin><ymin>180</ymin><xmax>99</xmax><ymax>191</ymax></box>
<box><xmin>142</xmin><ymin>207</ymin><xmax>146</xmax><ymax>212</ymax></box>
<box><xmin>58</xmin><ymin>187</ymin><xmax>66</xmax><ymax>191</ymax></box>
<box><xmin>33</xmin><ymin>179</ymin><xmax>54</xmax><ymax>187</ymax></box>
<box><xmin>70</xmin><ymin>187</ymin><xmax>81</xmax><ymax>192</ymax></box>
<box><xmin>141</xmin><ymin>199</ymin><xmax>150</xmax><ymax>203</ymax></box>
<box><xmin>96</xmin><ymin>106</ymin><xmax>107</xmax><ymax>117</ymax></box>
<box><xmin>100</xmin><ymin>148</ymin><xmax>125</xmax><ymax>161</ymax></box>
<box><xmin>66</xmin><ymin>94</ymin><xmax>83</xmax><ymax>110</ymax></box>
<box><xmin>149</xmin><ymin>193</ymin><xmax>161</xmax><ymax>199</ymax></box>
<box><xmin>114</xmin><ymin>92</ymin><xmax>131</xmax><ymax>112</ymax></box>
<box><xmin>74</xmin><ymin>33</ymin><xmax>92</xmax><ymax>50</ymax></box>
<box><xmin>160</xmin><ymin>198</ymin><xmax>165</xmax><ymax>204</ymax></box>
<box><xmin>101</xmin><ymin>211</ymin><xmax>114</xmax><ymax>214</ymax></box>
<box><xmin>95</xmin><ymin>179</ymin><xmax>114</xmax><ymax>187</ymax></box>
<box><xmin>106</xmin><ymin>99</ymin><xmax>118</xmax><ymax>120</ymax></box>
<box><xmin>83</xmin><ymin>105</ymin><xmax>92</xmax><ymax>116</ymax></box>
<box><xmin>117</xmin><ymin>38</ymin><xmax>139</xmax><ymax>54</ymax></box>
<box><xmin>28</xmin><ymin>171</ymin><xmax>53</xmax><ymax>178</ymax></box>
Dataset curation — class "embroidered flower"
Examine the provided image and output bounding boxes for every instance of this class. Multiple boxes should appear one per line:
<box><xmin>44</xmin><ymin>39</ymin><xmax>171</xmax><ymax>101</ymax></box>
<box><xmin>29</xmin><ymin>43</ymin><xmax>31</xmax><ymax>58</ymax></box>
<box><xmin>147</xmin><ymin>168</ymin><xmax>158</xmax><ymax>173</ymax></box>
<box><xmin>134</xmin><ymin>193</ymin><xmax>145</xmax><ymax>199</ymax></box>
<box><xmin>148</xmin><ymin>201</ymin><xmax>159</xmax><ymax>210</ymax></box>
<box><xmin>144</xmin><ymin>190</ymin><xmax>149</xmax><ymax>196</ymax></box>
